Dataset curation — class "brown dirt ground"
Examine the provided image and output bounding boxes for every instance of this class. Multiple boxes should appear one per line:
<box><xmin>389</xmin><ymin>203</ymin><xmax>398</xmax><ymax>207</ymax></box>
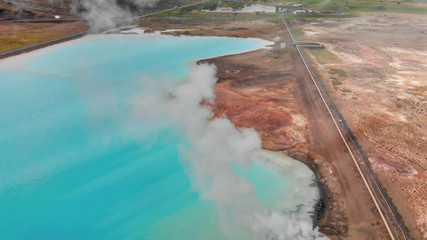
<box><xmin>292</xmin><ymin>15</ymin><xmax>427</xmax><ymax>240</ymax></box>
<box><xmin>0</xmin><ymin>0</ymin><xmax>76</xmax><ymax>19</ymax></box>
<box><xmin>141</xmin><ymin>16</ymin><xmax>392</xmax><ymax>240</ymax></box>
<box><xmin>0</xmin><ymin>22</ymin><xmax>88</xmax><ymax>52</ymax></box>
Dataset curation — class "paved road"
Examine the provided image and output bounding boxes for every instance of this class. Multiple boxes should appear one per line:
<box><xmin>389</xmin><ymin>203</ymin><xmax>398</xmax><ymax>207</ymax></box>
<box><xmin>282</xmin><ymin>18</ymin><xmax>409</xmax><ymax>240</ymax></box>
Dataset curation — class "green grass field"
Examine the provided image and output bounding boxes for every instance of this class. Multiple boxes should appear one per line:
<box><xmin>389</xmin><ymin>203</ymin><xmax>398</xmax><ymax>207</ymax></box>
<box><xmin>300</xmin><ymin>0</ymin><xmax>427</xmax><ymax>14</ymax></box>
<box><xmin>292</xmin><ymin>29</ymin><xmax>303</xmax><ymax>36</ymax></box>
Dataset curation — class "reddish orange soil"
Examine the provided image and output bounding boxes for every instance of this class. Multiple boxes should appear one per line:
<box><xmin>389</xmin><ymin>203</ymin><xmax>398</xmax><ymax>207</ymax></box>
<box><xmin>141</xmin><ymin>16</ymin><xmax>391</xmax><ymax>239</ymax></box>
<box><xmin>207</xmin><ymin>50</ymin><xmax>309</xmax><ymax>153</ymax></box>
<box><xmin>203</xmin><ymin>41</ymin><xmax>389</xmax><ymax>240</ymax></box>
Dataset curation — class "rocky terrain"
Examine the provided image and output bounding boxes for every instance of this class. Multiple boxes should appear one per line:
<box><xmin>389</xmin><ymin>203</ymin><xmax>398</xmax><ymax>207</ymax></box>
<box><xmin>0</xmin><ymin>0</ymin><xmax>75</xmax><ymax>19</ymax></box>
<box><xmin>293</xmin><ymin>14</ymin><xmax>427</xmax><ymax>239</ymax></box>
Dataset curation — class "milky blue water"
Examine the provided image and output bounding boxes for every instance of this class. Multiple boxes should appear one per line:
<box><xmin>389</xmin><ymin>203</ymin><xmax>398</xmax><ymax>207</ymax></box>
<box><xmin>0</xmin><ymin>33</ymin><xmax>318</xmax><ymax>240</ymax></box>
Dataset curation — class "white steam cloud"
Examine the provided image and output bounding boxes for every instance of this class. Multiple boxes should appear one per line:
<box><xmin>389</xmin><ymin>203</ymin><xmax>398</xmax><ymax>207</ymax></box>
<box><xmin>133</xmin><ymin>64</ymin><xmax>329</xmax><ymax>240</ymax></box>
<box><xmin>67</xmin><ymin>0</ymin><xmax>160</xmax><ymax>31</ymax></box>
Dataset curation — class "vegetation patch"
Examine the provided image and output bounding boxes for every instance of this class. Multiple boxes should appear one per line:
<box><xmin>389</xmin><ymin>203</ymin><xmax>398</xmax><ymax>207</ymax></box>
<box><xmin>292</xmin><ymin>29</ymin><xmax>303</xmax><ymax>36</ymax></box>
<box><xmin>307</xmin><ymin>48</ymin><xmax>341</xmax><ymax>64</ymax></box>
<box><xmin>0</xmin><ymin>32</ymin><xmax>68</xmax><ymax>52</ymax></box>
<box><xmin>332</xmin><ymin>78</ymin><xmax>343</xmax><ymax>86</ymax></box>
<box><xmin>300</xmin><ymin>0</ymin><xmax>427</xmax><ymax>14</ymax></box>
<box><xmin>328</xmin><ymin>68</ymin><xmax>347</xmax><ymax>90</ymax></box>
<box><xmin>329</xmin><ymin>68</ymin><xmax>347</xmax><ymax>77</ymax></box>
<box><xmin>281</xmin><ymin>13</ymin><xmax>354</xmax><ymax>20</ymax></box>
<box><xmin>266</xmin><ymin>48</ymin><xmax>289</xmax><ymax>59</ymax></box>
<box><xmin>330</xmin><ymin>76</ymin><xmax>342</xmax><ymax>90</ymax></box>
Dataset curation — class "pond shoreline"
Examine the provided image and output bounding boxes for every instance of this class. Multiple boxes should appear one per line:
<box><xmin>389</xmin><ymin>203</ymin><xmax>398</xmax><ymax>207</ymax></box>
<box><xmin>288</xmin><ymin>153</ymin><xmax>327</xmax><ymax>228</ymax></box>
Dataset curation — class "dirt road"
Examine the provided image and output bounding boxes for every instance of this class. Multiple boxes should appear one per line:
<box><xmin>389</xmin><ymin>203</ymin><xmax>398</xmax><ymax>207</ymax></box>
<box><xmin>284</xmin><ymin>19</ymin><xmax>409</xmax><ymax>240</ymax></box>
<box><xmin>291</xmin><ymin>16</ymin><xmax>427</xmax><ymax>239</ymax></box>
<box><xmin>281</xmin><ymin>20</ymin><xmax>391</xmax><ymax>239</ymax></box>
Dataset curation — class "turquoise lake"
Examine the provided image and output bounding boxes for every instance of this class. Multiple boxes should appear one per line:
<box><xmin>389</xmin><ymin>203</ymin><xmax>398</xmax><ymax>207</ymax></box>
<box><xmin>0</xmin><ymin>33</ymin><xmax>319</xmax><ymax>239</ymax></box>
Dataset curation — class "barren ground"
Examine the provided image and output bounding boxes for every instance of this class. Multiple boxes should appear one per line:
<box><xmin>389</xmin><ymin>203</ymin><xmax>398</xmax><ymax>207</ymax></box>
<box><xmin>2</xmin><ymin>3</ymin><xmax>425</xmax><ymax>237</ymax></box>
<box><xmin>292</xmin><ymin>14</ymin><xmax>427</xmax><ymax>239</ymax></box>
<box><xmin>0</xmin><ymin>22</ymin><xmax>88</xmax><ymax>52</ymax></box>
<box><xmin>0</xmin><ymin>0</ymin><xmax>76</xmax><ymax>19</ymax></box>
<box><xmin>141</xmin><ymin>16</ymin><xmax>393</xmax><ymax>240</ymax></box>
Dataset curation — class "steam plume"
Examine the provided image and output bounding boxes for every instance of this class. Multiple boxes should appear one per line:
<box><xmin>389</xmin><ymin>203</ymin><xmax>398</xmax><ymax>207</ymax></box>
<box><xmin>133</xmin><ymin>64</ymin><xmax>329</xmax><ymax>240</ymax></box>
<box><xmin>68</xmin><ymin>0</ymin><xmax>160</xmax><ymax>31</ymax></box>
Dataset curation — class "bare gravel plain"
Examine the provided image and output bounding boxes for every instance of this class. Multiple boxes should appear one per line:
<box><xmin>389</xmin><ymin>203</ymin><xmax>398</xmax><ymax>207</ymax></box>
<box><xmin>293</xmin><ymin>14</ymin><xmax>427</xmax><ymax>239</ymax></box>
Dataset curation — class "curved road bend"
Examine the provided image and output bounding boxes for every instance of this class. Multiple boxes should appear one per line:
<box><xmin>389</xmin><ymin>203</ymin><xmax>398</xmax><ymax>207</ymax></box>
<box><xmin>282</xmin><ymin>18</ymin><xmax>408</xmax><ymax>240</ymax></box>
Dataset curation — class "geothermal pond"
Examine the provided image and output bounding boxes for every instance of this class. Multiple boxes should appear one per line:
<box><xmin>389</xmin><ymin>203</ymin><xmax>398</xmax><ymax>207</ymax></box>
<box><xmin>0</xmin><ymin>32</ymin><xmax>320</xmax><ymax>239</ymax></box>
